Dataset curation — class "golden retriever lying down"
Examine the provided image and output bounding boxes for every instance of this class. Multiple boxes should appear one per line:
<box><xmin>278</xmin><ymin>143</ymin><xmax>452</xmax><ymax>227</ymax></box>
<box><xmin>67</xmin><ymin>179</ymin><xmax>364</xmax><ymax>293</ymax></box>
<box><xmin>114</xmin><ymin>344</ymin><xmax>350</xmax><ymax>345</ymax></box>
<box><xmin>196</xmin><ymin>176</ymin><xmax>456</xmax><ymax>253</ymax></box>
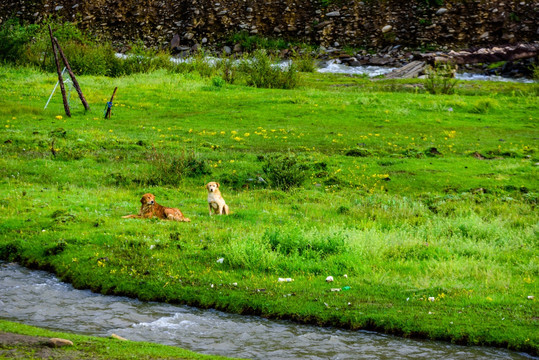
<box><xmin>122</xmin><ymin>193</ymin><xmax>190</xmax><ymax>222</ymax></box>
<box><xmin>206</xmin><ymin>182</ymin><xmax>229</xmax><ymax>215</ymax></box>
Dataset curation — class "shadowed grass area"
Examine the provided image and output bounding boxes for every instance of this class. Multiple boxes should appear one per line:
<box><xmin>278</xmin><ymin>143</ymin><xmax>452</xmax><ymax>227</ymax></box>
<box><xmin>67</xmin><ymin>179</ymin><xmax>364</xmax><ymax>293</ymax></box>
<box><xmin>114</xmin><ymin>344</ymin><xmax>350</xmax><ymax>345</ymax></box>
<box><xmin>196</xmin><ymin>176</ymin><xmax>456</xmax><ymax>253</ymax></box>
<box><xmin>0</xmin><ymin>65</ymin><xmax>537</xmax><ymax>355</ymax></box>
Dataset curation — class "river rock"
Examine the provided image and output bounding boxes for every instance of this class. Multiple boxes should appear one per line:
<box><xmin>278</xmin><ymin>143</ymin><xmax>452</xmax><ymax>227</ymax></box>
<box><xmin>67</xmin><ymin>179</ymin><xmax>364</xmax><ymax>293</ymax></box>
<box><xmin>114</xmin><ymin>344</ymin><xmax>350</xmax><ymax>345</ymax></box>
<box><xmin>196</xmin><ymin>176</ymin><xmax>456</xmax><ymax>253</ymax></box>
<box><xmin>436</xmin><ymin>8</ymin><xmax>448</xmax><ymax>15</ymax></box>
<box><xmin>223</xmin><ymin>45</ymin><xmax>232</xmax><ymax>54</ymax></box>
<box><xmin>111</xmin><ymin>333</ymin><xmax>128</xmax><ymax>341</ymax></box>
<box><xmin>170</xmin><ymin>34</ymin><xmax>180</xmax><ymax>50</ymax></box>
<box><xmin>48</xmin><ymin>338</ymin><xmax>73</xmax><ymax>347</ymax></box>
<box><xmin>326</xmin><ymin>11</ymin><xmax>340</xmax><ymax>17</ymax></box>
<box><xmin>382</xmin><ymin>25</ymin><xmax>393</xmax><ymax>33</ymax></box>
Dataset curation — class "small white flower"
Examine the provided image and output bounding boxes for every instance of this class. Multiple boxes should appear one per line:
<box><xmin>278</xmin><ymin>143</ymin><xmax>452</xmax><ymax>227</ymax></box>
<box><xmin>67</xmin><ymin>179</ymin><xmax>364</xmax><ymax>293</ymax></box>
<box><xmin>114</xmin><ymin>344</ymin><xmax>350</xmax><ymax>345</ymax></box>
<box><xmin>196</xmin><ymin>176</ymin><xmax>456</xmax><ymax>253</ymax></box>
<box><xmin>326</xmin><ymin>276</ymin><xmax>334</xmax><ymax>282</ymax></box>
<box><xmin>428</xmin><ymin>297</ymin><xmax>435</xmax><ymax>302</ymax></box>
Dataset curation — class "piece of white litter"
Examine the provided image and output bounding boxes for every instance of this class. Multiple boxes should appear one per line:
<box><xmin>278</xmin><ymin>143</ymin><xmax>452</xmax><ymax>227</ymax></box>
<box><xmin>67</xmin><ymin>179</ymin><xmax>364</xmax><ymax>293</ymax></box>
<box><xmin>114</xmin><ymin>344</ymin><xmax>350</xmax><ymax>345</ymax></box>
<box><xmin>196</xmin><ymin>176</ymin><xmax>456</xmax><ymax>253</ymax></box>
<box><xmin>278</xmin><ymin>277</ymin><xmax>293</xmax><ymax>282</ymax></box>
<box><xmin>331</xmin><ymin>288</ymin><xmax>341</xmax><ymax>292</ymax></box>
<box><xmin>406</xmin><ymin>297</ymin><xmax>410</xmax><ymax>301</ymax></box>
<box><xmin>528</xmin><ymin>296</ymin><xmax>535</xmax><ymax>300</ymax></box>
<box><xmin>428</xmin><ymin>297</ymin><xmax>435</xmax><ymax>302</ymax></box>
<box><xmin>343</xmin><ymin>274</ymin><xmax>348</xmax><ymax>278</ymax></box>
<box><xmin>326</xmin><ymin>276</ymin><xmax>334</xmax><ymax>282</ymax></box>
<box><xmin>232</xmin><ymin>282</ymin><xmax>238</xmax><ymax>286</ymax></box>
<box><xmin>211</xmin><ymin>284</ymin><xmax>214</xmax><ymax>288</ymax></box>
<box><xmin>216</xmin><ymin>258</ymin><xmax>224</xmax><ymax>263</ymax></box>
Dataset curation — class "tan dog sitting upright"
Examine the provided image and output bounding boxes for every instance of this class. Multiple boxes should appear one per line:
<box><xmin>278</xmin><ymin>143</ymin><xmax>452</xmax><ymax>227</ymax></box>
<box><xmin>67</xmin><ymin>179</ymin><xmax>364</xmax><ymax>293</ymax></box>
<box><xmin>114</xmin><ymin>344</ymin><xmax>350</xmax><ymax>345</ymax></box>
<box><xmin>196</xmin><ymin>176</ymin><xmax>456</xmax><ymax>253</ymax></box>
<box><xmin>122</xmin><ymin>193</ymin><xmax>190</xmax><ymax>222</ymax></box>
<box><xmin>206</xmin><ymin>182</ymin><xmax>229</xmax><ymax>215</ymax></box>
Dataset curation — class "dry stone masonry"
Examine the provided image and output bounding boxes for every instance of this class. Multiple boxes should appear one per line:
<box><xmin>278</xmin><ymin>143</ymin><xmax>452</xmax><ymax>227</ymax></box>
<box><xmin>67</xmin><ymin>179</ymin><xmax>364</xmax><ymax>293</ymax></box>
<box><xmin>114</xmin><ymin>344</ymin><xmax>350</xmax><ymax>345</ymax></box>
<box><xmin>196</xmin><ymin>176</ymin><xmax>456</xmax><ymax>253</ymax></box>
<box><xmin>1</xmin><ymin>0</ymin><xmax>538</xmax><ymax>50</ymax></box>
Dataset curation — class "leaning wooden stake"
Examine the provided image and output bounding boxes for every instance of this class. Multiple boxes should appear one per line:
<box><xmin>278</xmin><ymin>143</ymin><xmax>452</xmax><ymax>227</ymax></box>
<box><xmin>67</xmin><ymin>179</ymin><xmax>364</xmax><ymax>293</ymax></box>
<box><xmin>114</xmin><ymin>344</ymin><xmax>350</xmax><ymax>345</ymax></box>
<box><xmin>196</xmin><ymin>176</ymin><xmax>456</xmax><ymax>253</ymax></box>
<box><xmin>53</xmin><ymin>37</ymin><xmax>90</xmax><ymax>111</ymax></box>
<box><xmin>105</xmin><ymin>87</ymin><xmax>118</xmax><ymax>119</ymax></box>
<box><xmin>48</xmin><ymin>25</ymin><xmax>71</xmax><ymax>117</ymax></box>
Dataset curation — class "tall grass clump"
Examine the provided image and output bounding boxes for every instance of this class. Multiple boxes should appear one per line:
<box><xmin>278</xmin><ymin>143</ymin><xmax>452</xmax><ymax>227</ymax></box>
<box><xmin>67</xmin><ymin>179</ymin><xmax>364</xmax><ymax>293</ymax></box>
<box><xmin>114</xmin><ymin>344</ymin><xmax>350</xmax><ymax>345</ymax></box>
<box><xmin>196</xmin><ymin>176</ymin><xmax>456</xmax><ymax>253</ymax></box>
<box><xmin>292</xmin><ymin>51</ymin><xmax>317</xmax><ymax>73</ymax></box>
<box><xmin>240</xmin><ymin>50</ymin><xmax>299</xmax><ymax>89</ymax></box>
<box><xmin>143</xmin><ymin>150</ymin><xmax>211</xmax><ymax>186</ymax></box>
<box><xmin>425</xmin><ymin>63</ymin><xmax>458</xmax><ymax>95</ymax></box>
<box><xmin>109</xmin><ymin>41</ymin><xmax>174</xmax><ymax>76</ymax></box>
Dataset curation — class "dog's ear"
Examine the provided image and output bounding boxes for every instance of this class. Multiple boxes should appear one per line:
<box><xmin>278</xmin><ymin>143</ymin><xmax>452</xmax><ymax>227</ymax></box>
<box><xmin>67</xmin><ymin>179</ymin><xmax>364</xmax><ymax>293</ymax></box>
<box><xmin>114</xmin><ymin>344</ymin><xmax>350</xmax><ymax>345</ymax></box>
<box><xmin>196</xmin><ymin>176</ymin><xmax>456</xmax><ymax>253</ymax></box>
<box><xmin>216</xmin><ymin>182</ymin><xmax>220</xmax><ymax>188</ymax></box>
<box><xmin>205</xmin><ymin>183</ymin><xmax>210</xmax><ymax>190</ymax></box>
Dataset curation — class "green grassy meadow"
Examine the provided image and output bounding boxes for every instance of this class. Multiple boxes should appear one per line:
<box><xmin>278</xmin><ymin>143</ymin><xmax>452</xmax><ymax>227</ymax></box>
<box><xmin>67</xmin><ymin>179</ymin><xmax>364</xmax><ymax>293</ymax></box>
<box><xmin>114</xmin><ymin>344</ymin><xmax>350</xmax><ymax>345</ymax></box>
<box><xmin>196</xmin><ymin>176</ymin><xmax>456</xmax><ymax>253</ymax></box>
<box><xmin>0</xmin><ymin>65</ymin><xmax>537</xmax><ymax>355</ymax></box>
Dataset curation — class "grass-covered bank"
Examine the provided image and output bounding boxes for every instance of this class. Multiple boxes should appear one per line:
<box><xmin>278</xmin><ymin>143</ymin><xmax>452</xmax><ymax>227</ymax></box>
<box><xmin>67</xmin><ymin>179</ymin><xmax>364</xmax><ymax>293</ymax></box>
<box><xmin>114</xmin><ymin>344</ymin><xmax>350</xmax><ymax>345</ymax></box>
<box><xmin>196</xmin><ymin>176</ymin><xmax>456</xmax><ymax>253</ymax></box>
<box><xmin>0</xmin><ymin>65</ymin><xmax>537</xmax><ymax>355</ymax></box>
<box><xmin>0</xmin><ymin>320</ymin><xmax>233</xmax><ymax>359</ymax></box>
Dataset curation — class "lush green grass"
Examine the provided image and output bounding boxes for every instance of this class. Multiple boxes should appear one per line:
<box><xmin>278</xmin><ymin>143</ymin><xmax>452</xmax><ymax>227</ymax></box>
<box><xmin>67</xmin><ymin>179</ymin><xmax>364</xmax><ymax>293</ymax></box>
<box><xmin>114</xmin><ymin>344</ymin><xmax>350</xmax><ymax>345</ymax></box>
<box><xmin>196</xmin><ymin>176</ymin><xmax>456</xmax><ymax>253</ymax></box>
<box><xmin>0</xmin><ymin>65</ymin><xmax>537</xmax><ymax>355</ymax></box>
<box><xmin>0</xmin><ymin>320</ymin><xmax>233</xmax><ymax>359</ymax></box>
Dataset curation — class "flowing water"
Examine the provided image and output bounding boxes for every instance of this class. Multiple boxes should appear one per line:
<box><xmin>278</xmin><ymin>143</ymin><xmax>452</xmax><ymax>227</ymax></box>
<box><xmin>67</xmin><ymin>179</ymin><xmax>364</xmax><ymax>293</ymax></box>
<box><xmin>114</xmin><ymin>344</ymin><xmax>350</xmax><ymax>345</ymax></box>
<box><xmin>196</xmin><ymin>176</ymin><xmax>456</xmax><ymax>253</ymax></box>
<box><xmin>0</xmin><ymin>262</ymin><xmax>534</xmax><ymax>360</ymax></box>
<box><xmin>317</xmin><ymin>59</ymin><xmax>536</xmax><ymax>83</ymax></box>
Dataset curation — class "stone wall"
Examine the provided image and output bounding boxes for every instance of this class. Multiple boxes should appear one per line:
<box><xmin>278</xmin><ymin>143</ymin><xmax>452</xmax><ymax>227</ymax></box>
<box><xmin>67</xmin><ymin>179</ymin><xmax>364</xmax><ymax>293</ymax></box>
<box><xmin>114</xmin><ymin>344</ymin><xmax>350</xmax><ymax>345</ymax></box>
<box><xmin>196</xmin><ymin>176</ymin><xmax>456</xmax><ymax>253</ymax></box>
<box><xmin>1</xmin><ymin>0</ymin><xmax>538</xmax><ymax>50</ymax></box>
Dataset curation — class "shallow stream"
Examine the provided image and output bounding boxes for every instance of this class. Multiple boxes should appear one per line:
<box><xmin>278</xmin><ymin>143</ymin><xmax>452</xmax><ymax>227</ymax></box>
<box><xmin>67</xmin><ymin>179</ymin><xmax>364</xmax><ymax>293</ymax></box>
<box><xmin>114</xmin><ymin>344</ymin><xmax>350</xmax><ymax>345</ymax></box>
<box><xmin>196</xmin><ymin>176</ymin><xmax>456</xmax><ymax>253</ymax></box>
<box><xmin>0</xmin><ymin>262</ymin><xmax>533</xmax><ymax>360</ymax></box>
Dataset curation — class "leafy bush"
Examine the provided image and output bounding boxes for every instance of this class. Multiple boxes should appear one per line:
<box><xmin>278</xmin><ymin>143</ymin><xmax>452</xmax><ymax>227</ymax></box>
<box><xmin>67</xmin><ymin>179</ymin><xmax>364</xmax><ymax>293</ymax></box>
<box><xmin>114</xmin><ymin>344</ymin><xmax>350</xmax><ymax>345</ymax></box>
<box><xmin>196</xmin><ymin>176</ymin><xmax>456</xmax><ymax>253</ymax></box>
<box><xmin>261</xmin><ymin>153</ymin><xmax>308</xmax><ymax>191</ymax></box>
<box><xmin>425</xmin><ymin>63</ymin><xmax>458</xmax><ymax>95</ymax></box>
<box><xmin>240</xmin><ymin>50</ymin><xmax>299</xmax><ymax>89</ymax></box>
<box><xmin>0</xmin><ymin>18</ymin><xmax>39</xmax><ymax>63</ymax></box>
<box><xmin>211</xmin><ymin>76</ymin><xmax>225</xmax><ymax>88</ymax></box>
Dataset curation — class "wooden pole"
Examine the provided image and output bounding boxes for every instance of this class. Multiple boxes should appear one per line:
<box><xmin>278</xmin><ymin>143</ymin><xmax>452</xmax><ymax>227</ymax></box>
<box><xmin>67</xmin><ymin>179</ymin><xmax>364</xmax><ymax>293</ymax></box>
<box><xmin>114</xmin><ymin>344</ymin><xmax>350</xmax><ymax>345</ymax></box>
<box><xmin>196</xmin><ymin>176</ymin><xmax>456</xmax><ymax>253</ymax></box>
<box><xmin>48</xmin><ymin>25</ymin><xmax>70</xmax><ymax>117</ymax></box>
<box><xmin>53</xmin><ymin>37</ymin><xmax>90</xmax><ymax>111</ymax></box>
<box><xmin>105</xmin><ymin>87</ymin><xmax>118</xmax><ymax>119</ymax></box>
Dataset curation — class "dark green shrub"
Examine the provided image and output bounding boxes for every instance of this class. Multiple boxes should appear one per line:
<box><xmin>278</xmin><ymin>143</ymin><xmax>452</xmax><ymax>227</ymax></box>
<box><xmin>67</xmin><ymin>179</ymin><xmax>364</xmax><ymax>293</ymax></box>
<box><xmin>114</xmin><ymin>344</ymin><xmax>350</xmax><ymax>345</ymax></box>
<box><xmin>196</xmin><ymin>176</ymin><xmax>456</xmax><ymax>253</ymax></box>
<box><xmin>262</xmin><ymin>153</ymin><xmax>307</xmax><ymax>191</ymax></box>
<box><xmin>229</xmin><ymin>31</ymin><xmax>288</xmax><ymax>52</ymax></box>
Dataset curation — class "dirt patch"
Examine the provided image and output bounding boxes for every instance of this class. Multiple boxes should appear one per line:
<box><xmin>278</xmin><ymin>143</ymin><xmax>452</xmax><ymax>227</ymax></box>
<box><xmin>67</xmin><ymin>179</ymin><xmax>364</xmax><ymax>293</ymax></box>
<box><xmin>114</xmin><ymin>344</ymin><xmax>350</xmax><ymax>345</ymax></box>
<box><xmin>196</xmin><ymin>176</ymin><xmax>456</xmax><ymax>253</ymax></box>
<box><xmin>0</xmin><ymin>332</ymin><xmax>77</xmax><ymax>359</ymax></box>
